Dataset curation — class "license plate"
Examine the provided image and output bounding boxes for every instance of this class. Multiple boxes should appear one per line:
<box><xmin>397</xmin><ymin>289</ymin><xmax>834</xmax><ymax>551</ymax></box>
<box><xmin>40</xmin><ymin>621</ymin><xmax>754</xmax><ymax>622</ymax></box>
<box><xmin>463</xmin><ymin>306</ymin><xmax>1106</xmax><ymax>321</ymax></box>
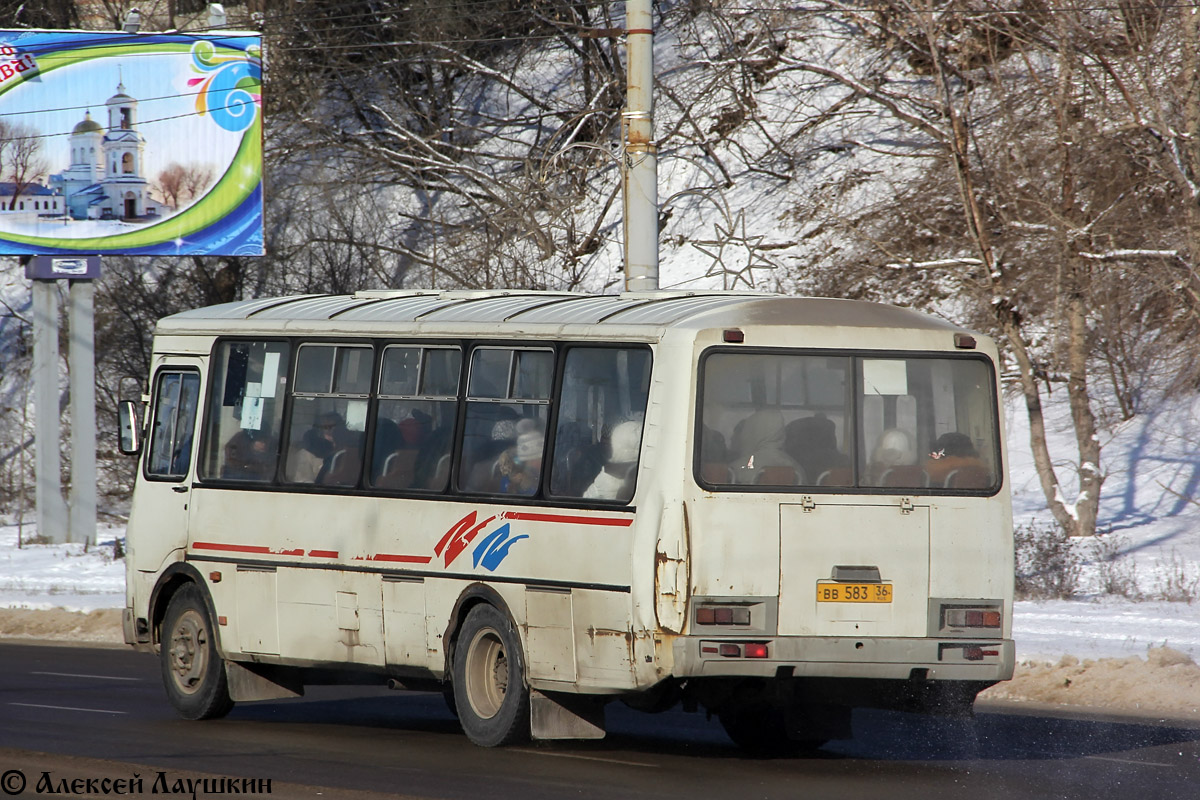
<box><xmin>817</xmin><ymin>582</ymin><xmax>893</xmax><ymax>603</ymax></box>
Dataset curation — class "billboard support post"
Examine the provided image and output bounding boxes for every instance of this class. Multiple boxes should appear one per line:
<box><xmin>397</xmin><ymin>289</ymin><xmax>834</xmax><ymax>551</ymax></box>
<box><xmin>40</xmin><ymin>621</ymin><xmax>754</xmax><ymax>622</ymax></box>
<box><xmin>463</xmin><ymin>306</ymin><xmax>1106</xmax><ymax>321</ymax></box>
<box><xmin>27</xmin><ymin>256</ymin><xmax>100</xmax><ymax>546</ymax></box>
<box><xmin>68</xmin><ymin>278</ymin><xmax>96</xmax><ymax>547</ymax></box>
<box><xmin>31</xmin><ymin>278</ymin><xmax>68</xmax><ymax>544</ymax></box>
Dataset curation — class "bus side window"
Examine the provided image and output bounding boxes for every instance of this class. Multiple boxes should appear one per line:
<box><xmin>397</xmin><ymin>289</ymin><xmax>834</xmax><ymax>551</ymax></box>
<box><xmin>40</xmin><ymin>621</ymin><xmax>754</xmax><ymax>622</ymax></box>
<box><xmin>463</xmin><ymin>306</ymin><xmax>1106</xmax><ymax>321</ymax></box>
<box><xmin>371</xmin><ymin>345</ymin><xmax>461</xmax><ymax>492</ymax></box>
<box><xmin>284</xmin><ymin>344</ymin><xmax>372</xmax><ymax>488</ymax></box>
<box><xmin>460</xmin><ymin>347</ymin><xmax>551</xmax><ymax>496</ymax></box>
<box><xmin>550</xmin><ymin>347</ymin><xmax>651</xmax><ymax>502</ymax></box>
<box><xmin>200</xmin><ymin>340</ymin><xmax>289</xmax><ymax>482</ymax></box>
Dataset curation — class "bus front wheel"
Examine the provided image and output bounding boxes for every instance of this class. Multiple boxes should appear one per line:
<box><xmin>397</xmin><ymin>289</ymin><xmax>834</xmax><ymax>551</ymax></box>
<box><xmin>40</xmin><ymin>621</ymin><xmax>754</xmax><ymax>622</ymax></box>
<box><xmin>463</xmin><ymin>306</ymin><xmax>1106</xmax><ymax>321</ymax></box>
<box><xmin>453</xmin><ymin>604</ymin><xmax>530</xmax><ymax>747</ymax></box>
<box><xmin>160</xmin><ymin>583</ymin><xmax>234</xmax><ymax>720</ymax></box>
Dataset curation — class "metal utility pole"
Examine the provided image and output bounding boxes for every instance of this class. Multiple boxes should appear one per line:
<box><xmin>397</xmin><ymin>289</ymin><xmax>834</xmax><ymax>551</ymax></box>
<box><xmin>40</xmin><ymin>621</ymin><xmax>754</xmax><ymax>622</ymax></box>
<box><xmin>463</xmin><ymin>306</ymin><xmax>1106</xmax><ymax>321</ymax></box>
<box><xmin>623</xmin><ymin>0</ymin><xmax>658</xmax><ymax>292</ymax></box>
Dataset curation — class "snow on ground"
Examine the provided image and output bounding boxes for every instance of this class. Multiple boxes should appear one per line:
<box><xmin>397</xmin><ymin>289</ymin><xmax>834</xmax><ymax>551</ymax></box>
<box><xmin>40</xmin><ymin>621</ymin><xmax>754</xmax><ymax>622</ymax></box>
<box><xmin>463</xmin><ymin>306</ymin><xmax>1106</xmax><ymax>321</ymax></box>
<box><xmin>1003</xmin><ymin>387</ymin><xmax>1200</xmax><ymax>665</ymax></box>
<box><xmin>0</xmin><ymin>522</ymin><xmax>125</xmax><ymax>613</ymax></box>
<box><xmin>1013</xmin><ymin>598</ymin><xmax>1200</xmax><ymax>662</ymax></box>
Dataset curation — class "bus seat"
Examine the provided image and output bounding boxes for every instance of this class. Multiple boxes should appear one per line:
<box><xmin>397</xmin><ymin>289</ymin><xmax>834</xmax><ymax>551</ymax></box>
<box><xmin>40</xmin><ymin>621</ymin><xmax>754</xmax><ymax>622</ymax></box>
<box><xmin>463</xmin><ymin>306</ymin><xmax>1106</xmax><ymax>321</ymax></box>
<box><xmin>701</xmin><ymin>463</ymin><xmax>733</xmax><ymax>484</ymax></box>
<box><xmin>321</xmin><ymin>448</ymin><xmax>362</xmax><ymax>487</ymax></box>
<box><xmin>376</xmin><ymin>448</ymin><xmax>418</xmax><ymax>490</ymax></box>
<box><xmin>756</xmin><ymin>466</ymin><xmax>800</xmax><ymax>485</ymax></box>
<box><xmin>944</xmin><ymin>464</ymin><xmax>992</xmax><ymax>489</ymax></box>
<box><xmin>879</xmin><ymin>465</ymin><xmax>928</xmax><ymax>488</ymax></box>
<box><xmin>427</xmin><ymin>453</ymin><xmax>451</xmax><ymax>491</ymax></box>
<box><xmin>817</xmin><ymin>466</ymin><xmax>853</xmax><ymax>486</ymax></box>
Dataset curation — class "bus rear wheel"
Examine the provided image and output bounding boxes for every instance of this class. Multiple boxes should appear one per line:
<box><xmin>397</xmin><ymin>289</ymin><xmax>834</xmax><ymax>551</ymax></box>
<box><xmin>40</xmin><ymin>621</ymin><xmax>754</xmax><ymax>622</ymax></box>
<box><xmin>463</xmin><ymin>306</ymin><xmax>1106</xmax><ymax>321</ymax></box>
<box><xmin>718</xmin><ymin>701</ymin><xmax>829</xmax><ymax>756</ymax></box>
<box><xmin>453</xmin><ymin>604</ymin><xmax>529</xmax><ymax>747</ymax></box>
<box><xmin>160</xmin><ymin>583</ymin><xmax>234</xmax><ymax>720</ymax></box>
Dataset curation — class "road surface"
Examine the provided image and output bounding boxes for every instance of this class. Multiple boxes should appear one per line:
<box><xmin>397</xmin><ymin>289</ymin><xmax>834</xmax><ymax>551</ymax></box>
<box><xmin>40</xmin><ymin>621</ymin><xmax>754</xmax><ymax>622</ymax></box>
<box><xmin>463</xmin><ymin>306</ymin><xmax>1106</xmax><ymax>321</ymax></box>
<box><xmin>1</xmin><ymin>641</ymin><xmax>1198</xmax><ymax>799</ymax></box>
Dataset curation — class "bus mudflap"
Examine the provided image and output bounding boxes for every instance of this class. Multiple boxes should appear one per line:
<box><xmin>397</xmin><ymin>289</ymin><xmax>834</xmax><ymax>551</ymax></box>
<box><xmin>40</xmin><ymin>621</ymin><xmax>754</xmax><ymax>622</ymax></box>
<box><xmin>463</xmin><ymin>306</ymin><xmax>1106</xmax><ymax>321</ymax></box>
<box><xmin>225</xmin><ymin>660</ymin><xmax>304</xmax><ymax>702</ymax></box>
<box><xmin>530</xmin><ymin>689</ymin><xmax>606</xmax><ymax>740</ymax></box>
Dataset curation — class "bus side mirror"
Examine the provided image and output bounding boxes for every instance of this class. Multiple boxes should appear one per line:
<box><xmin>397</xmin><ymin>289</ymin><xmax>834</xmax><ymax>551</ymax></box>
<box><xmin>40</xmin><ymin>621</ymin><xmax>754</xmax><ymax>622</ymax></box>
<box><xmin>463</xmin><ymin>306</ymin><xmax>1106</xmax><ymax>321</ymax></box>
<box><xmin>118</xmin><ymin>400</ymin><xmax>142</xmax><ymax>455</ymax></box>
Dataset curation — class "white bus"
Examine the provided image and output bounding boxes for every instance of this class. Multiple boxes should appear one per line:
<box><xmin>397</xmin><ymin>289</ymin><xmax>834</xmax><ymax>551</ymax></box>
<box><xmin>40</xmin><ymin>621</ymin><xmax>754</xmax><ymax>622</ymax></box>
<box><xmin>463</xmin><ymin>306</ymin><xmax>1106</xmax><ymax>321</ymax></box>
<box><xmin>119</xmin><ymin>290</ymin><xmax>1013</xmax><ymax>750</ymax></box>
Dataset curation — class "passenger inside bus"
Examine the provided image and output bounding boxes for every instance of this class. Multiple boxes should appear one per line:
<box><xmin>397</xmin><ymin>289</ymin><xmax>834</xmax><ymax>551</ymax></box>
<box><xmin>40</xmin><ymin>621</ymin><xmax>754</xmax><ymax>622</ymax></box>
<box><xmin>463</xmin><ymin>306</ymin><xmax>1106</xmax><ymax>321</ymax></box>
<box><xmin>924</xmin><ymin>431</ymin><xmax>990</xmax><ymax>488</ymax></box>
<box><xmin>222</xmin><ymin>428</ymin><xmax>277</xmax><ymax>480</ymax></box>
<box><xmin>868</xmin><ymin>427</ymin><xmax>925</xmax><ymax>487</ymax></box>
<box><xmin>491</xmin><ymin>418</ymin><xmax>544</xmax><ymax>495</ymax></box>
<box><xmin>463</xmin><ymin>415</ymin><xmax>519</xmax><ymax>492</ymax></box>
<box><xmin>373</xmin><ymin>409</ymin><xmax>433</xmax><ymax>489</ymax></box>
<box><xmin>582</xmin><ymin>419</ymin><xmax>642</xmax><ymax>501</ymax></box>
<box><xmin>286</xmin><ymin>420</ymin><xmax>336</xmax><ymax>483</ymax></box>
<box><xmin>730</xmin><ymin>409</ymin><xmax>803</xmax><ymax>485</ymax></box>
<box><xmin>286</xmin><ymin>411</ymin><xmax>357</xmax><ymax>485</ymax></box>
<box><xmin>783</xmin><ymin>414</ymin><xmax>850</xmax><ymax>486</ymax></box>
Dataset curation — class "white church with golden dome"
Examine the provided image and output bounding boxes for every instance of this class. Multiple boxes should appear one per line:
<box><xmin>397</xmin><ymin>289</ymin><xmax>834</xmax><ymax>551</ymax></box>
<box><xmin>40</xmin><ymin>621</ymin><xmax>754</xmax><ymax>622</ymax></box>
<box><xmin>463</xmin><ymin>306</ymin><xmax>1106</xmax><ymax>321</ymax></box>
<box><xmin>49</xmin><ymin>80</ymin><xmax>160</xmax><ymax>221</ymax></box>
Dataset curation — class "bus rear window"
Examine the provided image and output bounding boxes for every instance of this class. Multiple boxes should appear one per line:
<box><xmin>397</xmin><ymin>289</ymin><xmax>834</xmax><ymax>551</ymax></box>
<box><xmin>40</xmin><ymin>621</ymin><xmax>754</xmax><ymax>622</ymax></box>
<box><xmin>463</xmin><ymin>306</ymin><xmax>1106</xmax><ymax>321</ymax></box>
<box><xmin>698</xmin><ymin>351</ymin><xmax>999</xmax><ymax>492</ymax></box>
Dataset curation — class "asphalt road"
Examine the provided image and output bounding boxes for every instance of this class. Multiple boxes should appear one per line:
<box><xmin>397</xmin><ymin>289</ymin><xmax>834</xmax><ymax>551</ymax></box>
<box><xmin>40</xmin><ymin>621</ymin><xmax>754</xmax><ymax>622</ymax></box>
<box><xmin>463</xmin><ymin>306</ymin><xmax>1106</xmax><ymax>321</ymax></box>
<box><xmin>1</xmin><ymin>641</ymin><xmax>1199</xmax><ymax>799</ymax></box>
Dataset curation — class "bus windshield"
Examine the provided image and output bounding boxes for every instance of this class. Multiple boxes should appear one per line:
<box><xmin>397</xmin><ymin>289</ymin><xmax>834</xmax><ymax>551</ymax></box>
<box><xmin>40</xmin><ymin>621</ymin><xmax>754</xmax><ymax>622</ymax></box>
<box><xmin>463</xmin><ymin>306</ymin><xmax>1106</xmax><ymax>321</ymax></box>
<box><xmin>698</xmin><ymin>351</ymin><xmax>1000</xmax><ymax>492</ymax></box>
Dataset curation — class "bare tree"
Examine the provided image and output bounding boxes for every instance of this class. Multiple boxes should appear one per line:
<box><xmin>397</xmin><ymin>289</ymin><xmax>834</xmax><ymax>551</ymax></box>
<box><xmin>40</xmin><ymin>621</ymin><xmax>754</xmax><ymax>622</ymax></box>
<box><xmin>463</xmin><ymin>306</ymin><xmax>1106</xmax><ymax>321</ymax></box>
<box><xmin>0</xmin><ymin>120</ymin><xmax>48</xmax><ymax>210</ymax></box>
<box><xmin>0</xmin><ymin>0</ymin><xmax>79</xmax><ymax>28</ymax></box>
<box><xmin>156</xmin><ymin>162</ymin><xmax>216</xmax><ymax>210</ymax></box>
<box><xmin>770</xmin><ymin>1</ymin><xmax>1200</xmax><ymax>536</ymax></box>
<box><xmin>257</xmin><ymin>0</ymin><xmax>630</xmax><ymax>291</ymax></box>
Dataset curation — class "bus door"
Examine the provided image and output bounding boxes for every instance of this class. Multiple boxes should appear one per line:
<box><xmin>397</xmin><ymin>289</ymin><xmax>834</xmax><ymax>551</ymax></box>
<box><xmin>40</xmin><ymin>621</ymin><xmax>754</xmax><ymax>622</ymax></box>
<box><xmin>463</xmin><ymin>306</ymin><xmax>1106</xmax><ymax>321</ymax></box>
<box><xmin>128</xmin><ymin>358</ymin><xmax>204</xmax><ymax>575</ymax></box>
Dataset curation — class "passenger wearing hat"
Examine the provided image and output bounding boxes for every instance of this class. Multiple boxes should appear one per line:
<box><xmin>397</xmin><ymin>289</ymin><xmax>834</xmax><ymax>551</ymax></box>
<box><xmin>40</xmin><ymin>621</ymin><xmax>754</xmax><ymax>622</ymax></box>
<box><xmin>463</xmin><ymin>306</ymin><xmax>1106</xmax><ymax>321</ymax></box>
<box><xmin>493</xmin><ymin>418</ymin><xmax>544</xmax><ymax>495</ymax></box>
<box><xmin>583</xmin><ymin>420</ymin><xmax>643</xmax><ymax>501</ymax></box>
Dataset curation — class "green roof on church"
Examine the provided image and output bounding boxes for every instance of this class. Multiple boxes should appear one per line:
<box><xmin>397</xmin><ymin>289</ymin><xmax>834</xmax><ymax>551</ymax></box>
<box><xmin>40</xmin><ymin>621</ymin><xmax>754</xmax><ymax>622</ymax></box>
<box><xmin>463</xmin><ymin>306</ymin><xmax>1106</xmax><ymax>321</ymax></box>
<box><xmin>73</xmin><ymin>113</ymin><xmax>103</xmax><ymax>134</ymax></box>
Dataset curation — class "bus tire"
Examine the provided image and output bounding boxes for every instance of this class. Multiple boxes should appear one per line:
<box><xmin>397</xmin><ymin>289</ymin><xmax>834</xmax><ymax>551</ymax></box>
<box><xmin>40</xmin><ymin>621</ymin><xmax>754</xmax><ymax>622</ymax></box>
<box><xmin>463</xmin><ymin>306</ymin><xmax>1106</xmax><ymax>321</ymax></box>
<box><xmin>160</xmin><ymin>583</ymin><xmax>234</xmax><ymax>720</ymax></box>
<box><xmin>453</xmin><ymin>604</ymin><xmax>529</xmax><ymax>747</ymax></box>
<box><xmin>442</xmin><ymin>682</ymin><xmax>459</xmax><ymax>718</ymax></box>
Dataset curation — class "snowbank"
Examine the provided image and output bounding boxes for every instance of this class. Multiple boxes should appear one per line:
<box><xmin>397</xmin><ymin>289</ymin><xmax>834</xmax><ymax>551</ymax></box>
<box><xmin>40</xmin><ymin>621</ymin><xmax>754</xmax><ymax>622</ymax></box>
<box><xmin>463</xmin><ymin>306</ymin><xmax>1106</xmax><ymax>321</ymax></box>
<box><xmin>980</xmin><ymin>648</ymin><xmax>1200</xmax><ymax>720</ymax></box>
<box><xmin>0</xmin><ymin>607</ymin><xmax>123</xmax><ymax>643</ymax></box>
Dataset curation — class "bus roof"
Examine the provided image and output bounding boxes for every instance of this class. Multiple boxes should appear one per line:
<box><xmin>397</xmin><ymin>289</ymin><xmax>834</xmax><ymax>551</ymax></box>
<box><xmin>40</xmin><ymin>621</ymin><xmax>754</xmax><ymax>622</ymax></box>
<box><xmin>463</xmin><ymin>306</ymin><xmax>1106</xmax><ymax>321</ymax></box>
<box><xmin>156</xmin><ymin>291</ymin><xmax>970</xmax><ymax>338</ymax></box>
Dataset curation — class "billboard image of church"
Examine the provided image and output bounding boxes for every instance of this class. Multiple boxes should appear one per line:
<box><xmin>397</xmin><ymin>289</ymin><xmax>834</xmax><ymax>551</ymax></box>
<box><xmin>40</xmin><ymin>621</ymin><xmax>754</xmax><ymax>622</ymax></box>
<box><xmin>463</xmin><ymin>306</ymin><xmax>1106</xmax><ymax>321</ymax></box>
<box><xmin>49</xmin><ymin>80</ymin><xmax>159</xmax><ymax>222</ymax></box>
<box><xmin>0</xmin><ymin>29</ymin><xmax>262</xmax><ymax>256</ymax></box>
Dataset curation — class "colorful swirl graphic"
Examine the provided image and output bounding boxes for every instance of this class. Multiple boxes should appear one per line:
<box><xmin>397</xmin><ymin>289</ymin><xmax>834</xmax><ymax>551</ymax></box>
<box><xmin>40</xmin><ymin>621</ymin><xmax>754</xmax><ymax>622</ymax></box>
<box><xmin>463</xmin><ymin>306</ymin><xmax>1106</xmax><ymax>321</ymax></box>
<box><xmin>188</xmin><ymin>40</ymin><xmax>262</xmax><ymax>133</ymax></box>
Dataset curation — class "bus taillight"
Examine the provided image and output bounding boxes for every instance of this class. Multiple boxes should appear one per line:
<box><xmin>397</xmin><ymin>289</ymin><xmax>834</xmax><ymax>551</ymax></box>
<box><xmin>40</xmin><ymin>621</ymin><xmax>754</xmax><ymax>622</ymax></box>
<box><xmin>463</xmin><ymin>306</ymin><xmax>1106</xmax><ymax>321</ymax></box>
<box><xmin>743</xmin><ymin>643</ymin><xmax>768</xmax><ymax>659</ymax></box>
<box><xmin>695</xmin><ymin>605</ymin><xmax>751</xmax><ymax>626</ymax></box>
<box><xmin>944</xmin><ymin>608</ymin><xmax>1002</xmax><ymax>629</ymax></box>
<box><xmin>702</xmin><ymin>641</ymin><xmax>770</xmax><ymax>658</ymax></box>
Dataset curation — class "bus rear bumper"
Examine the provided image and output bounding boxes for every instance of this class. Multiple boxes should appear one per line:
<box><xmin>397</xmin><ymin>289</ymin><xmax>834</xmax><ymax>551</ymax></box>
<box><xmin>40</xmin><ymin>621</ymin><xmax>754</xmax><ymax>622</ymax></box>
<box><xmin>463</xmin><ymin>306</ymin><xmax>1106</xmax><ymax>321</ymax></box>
<box><xmin>671</xmin><ymin>636</ymin><xmax>1015</xmax><ymax>682</ymax></box>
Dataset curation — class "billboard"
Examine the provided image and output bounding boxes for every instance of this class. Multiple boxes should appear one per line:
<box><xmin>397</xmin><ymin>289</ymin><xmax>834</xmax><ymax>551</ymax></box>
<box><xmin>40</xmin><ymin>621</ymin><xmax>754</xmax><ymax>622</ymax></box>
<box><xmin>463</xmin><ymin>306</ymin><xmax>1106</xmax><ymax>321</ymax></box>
<box><xmin>0</xmin><ymin>29</ymin><xmax>262</xmax><ymax>256</ymax></box>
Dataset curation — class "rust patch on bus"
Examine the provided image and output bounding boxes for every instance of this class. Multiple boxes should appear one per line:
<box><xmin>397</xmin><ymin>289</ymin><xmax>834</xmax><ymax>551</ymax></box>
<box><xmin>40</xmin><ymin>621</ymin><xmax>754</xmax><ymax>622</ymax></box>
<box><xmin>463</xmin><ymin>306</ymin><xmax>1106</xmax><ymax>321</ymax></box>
<box><xmin>586</xmin><ymin>626</ymin><xmax>633</xmax><ymax>643</ymax></box>
<box><xmin>656</xmin><ymin>545</ymin><xmax>685</xmax><ymax>635</ymax></box>
<box><xmin>586</xmin><ymin>626</ymin><xmax>635</xmax><ymax>662</ymax></box>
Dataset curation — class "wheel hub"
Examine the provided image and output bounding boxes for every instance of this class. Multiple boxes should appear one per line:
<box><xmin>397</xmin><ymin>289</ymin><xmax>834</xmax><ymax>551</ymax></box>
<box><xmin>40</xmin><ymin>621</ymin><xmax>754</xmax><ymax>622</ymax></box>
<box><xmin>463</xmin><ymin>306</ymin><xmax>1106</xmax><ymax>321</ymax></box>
<box><xmin>168</xmin><ymin>609</ymin><xmax>208</xmax><ymax>695</ymax></box>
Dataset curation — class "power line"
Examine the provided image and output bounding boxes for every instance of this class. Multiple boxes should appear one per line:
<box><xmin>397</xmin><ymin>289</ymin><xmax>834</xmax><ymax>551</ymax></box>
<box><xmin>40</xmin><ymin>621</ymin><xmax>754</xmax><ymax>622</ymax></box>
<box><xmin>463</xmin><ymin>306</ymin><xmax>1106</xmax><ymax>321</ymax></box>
<box><xmin>2</xmin><ymin>95</ymin><xmax>259</xmax><ymax>144</ymax></box>
<box><xmin>0</xmin><ymin>84</ymin><xmax>254</xmax><ymax>124</ymax></box>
